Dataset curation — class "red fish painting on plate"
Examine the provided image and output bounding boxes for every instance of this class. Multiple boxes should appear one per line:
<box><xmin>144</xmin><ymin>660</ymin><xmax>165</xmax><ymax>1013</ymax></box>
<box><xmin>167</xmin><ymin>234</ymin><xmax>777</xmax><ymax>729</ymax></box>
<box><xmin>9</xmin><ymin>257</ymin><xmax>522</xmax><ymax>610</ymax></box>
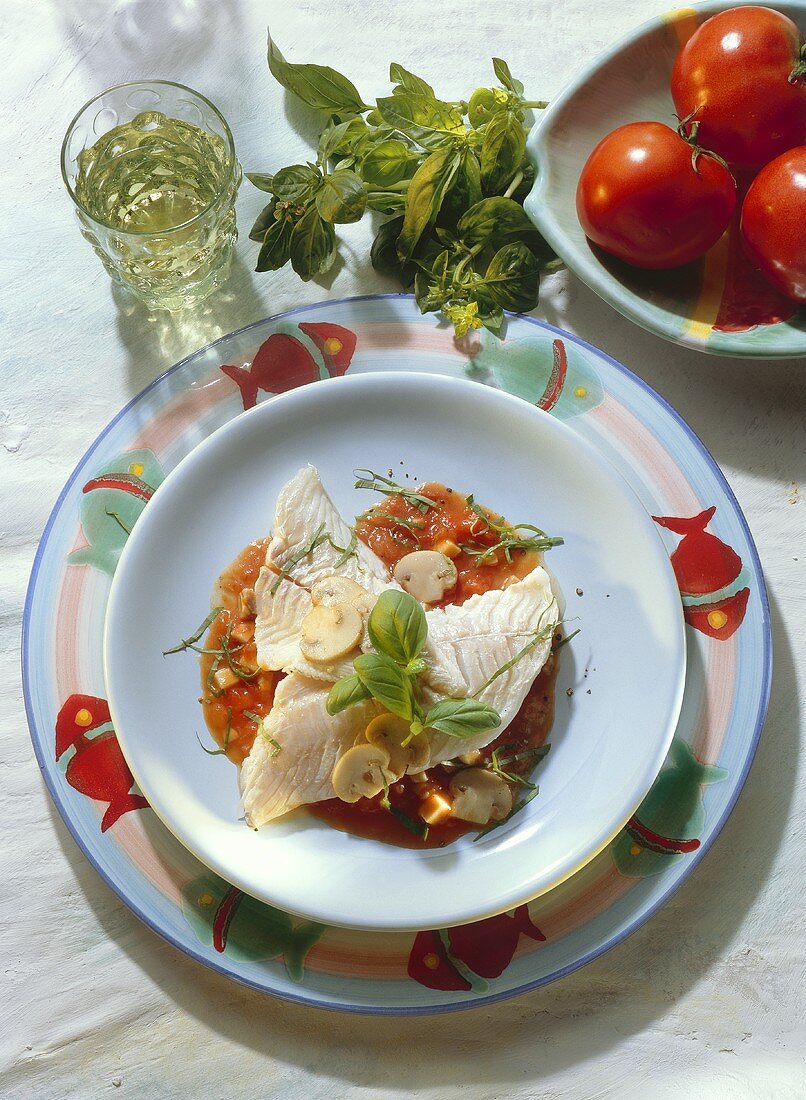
<box><xmin>408</xmin><ymin>905</ymin><xmax>545</xmax><ymax>992</ymax></box>
<box><xmin>653</xmin><ymin>506</ymin><xmax>750</xmax><ymax>639</ymax></box>
<box><xmin>55</xmin><ymin>694</ymin><xmax>149</xmax><ymax>831</ymax></box>
<box><xmin>220</xmin><ymin>322</ymin><xmax>357</xmax><ymax>410</ymax></box>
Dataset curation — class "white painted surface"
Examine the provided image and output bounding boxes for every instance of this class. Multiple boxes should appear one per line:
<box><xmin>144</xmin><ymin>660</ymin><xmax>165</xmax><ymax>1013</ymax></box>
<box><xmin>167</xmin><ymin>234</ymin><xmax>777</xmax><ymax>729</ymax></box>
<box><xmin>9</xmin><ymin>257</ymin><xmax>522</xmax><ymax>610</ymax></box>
<box><xmin>1</xmin><ymin>0</ymin><xmax>804</xmax><ymax>1096</ymax></box>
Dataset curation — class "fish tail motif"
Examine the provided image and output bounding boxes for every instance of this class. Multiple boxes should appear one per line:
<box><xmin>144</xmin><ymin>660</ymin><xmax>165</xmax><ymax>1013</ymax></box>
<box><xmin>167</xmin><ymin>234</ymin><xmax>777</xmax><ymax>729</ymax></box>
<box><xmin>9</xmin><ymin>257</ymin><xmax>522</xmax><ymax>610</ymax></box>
<box><xmin>536</xmin><ymin>339</ymin><xmax>568</xmax><ymax>412</ymax></box>
<box><xmin>669</xmin><ymin>738</ymin><xmax>728</xmax><ymax>785</ymax></box>
<box><xmin>282</xmin><ymin>922</ymin><xmax>327</xmax><ymax>983</ymax></box>
<box><xmin>66</xmin><ymin>545</ymin><xmax>121</xmax><ymax>576</ymax></box>
<box><xmin>652</xmin><ymin>506</ymin><xmax>717</xmax><ymax>536</ymax></box>
<box><xmin>101</xmin><ymin>793</ymin><xmax>150</xmax><ymax>832</ymax></box>
<box><xmin>220</xmin><ymin>363</ymin><xmax>260</xmax><ymax>410</ymax></box>
<box><xmin>511</xmin><ymin>903</ymin><xmax>546</xmax><ymax>942</ymax></box>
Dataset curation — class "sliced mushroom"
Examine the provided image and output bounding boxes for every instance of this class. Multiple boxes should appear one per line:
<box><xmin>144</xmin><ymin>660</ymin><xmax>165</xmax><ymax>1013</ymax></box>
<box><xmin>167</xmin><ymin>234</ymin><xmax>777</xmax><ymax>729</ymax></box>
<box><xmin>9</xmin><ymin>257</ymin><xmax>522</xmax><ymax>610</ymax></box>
<box><xmin>299</xmin><ymin>602</ymin><xmax>363</xmax><ymax>663</ymax></box>
<box><xmin>310</xmin><ymin>575</ymin><xmax>375</xmax><ymax>616</ymax></box>
<box><xmin>393</xmin><ymin>550</ymin><xmax>458</xmax><ymax>604</ymax></box>
<box><xmin>331</xmin><ymin>743</ymin><xmax>394</xmax><ymax>803</ymax></box>
<box><xmin>449</xmin><ymin>768</ymin><xmax>513</xmax><ymax>825</ymax></box>
<box><xmin>365</xmin><ymin>713</ymin><xmax>430</xmax><ymax>775</ymax></box>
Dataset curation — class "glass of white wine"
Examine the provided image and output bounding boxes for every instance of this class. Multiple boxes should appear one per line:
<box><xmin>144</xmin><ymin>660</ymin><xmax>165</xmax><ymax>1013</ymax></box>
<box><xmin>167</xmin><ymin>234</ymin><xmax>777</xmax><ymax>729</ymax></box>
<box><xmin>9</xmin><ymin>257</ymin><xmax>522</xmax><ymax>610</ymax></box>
<box><xmin>61</xmin><ymin>81</ymin><xmax>242</xmax><ymax>310</ymax></box>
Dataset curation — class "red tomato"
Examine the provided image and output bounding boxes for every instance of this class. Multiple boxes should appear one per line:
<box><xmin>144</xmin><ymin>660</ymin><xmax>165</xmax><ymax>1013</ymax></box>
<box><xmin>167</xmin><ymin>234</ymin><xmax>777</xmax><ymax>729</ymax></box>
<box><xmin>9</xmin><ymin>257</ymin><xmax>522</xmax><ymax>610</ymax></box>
<box><xmin>671</xmin><ymin>6</ymin><xmax>806</xmax><ymax>169</ymax></box>
<box><xmin>576</xmin><ymin>122</ymin><xmax>736</xmax><ymax>269</ymax></box>
<box><xmin>741</xmin><ymin>146</ymin><xmax>806</xmax><ymax>302</ymax></box>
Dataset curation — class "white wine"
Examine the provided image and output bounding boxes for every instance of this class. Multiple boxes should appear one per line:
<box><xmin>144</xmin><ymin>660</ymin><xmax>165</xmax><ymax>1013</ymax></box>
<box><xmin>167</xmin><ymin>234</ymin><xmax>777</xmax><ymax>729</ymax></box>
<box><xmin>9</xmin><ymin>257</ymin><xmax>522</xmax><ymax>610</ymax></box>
<box><xmin>67</xmin><ymin>99</ymin><xmax>240</xmax><ymax>309</ymax></box>
<box><xmin>75</xmin><ymin>111</ymin><xmax>229</xmax><ymax>232</ymax></box>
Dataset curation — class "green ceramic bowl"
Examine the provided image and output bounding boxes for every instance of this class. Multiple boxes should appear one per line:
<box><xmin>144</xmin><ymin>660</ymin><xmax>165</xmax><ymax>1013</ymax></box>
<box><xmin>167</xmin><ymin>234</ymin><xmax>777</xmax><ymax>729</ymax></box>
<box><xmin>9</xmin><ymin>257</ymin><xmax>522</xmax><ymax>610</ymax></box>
<box><xmin>524</xmin><ymin>1</ymin><xmax>806</xmax><ymax>358</ymax></box>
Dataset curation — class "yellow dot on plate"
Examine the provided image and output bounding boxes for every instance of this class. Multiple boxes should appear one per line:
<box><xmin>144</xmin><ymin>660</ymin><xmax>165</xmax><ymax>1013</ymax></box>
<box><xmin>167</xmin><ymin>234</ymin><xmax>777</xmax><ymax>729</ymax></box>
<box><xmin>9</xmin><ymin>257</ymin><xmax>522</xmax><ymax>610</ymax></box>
<box><xmin>324</xmin><ymin>337</ymin><xmax>342</xmax><ymax>355</ymax></box>
<box><xmin>423</xmin><ymin>953</ymin><xmax>440</xmax><ymax>970</ymax></box>
<box><xmin>129</xmin><ymin>462</ymin><xmax>145</xmax><ymax>476</ymax></box>
<box><xmin>630</xmin><ymin>844</ymin><xmax>641</xmax><ymax>857</ymax></box>
<box><xmin>75</xmin><ymin>708</ymin><xmax>93</xmax><ymax>727</ymax></box>
<box><xmin>708</xmin><ymin>609</ymin><xmax>728</xmax><ymax>630</ymax></box>
<box><xmin>198</xmin><ymin>893</ymin><xmax>215</xmax><ymax>907</ymax></box>
<box><xmin>574</xmin><ymin>387</ymin><xmax>587</xmax><ymax>399</ymax></box>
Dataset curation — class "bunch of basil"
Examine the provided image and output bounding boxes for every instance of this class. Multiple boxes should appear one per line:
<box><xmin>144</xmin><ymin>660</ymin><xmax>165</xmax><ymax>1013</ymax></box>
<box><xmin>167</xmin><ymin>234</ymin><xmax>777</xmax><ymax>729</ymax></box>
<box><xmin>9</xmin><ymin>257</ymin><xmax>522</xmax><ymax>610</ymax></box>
<box><xmin>248</xmin><ymin>38</ymin><xmax>559</xmax><ymax>338</ymax></box>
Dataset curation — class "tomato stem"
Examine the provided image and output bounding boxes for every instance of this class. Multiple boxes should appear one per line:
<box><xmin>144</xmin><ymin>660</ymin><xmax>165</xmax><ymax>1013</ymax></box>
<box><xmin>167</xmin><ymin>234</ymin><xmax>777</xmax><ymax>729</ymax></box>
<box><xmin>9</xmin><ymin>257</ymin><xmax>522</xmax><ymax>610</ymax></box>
<box><xmin>676</xmin><ymin>109</ymin><xmax>732</xmax><ymax>180</ymax></box>
<box><xmin>789</xmin><ymin>43</ymin><xmax>806</xmax><ymax>84</ymax></box>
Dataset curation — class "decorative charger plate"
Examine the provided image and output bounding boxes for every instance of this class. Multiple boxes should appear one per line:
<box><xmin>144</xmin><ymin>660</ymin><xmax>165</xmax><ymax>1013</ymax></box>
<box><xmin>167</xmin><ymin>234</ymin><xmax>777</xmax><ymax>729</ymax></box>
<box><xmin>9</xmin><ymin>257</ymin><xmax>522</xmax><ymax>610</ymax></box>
<box><xmin>23</xmin><ymin>295</ymin><xmax>770</xmax><ymax>1013</ymax></box>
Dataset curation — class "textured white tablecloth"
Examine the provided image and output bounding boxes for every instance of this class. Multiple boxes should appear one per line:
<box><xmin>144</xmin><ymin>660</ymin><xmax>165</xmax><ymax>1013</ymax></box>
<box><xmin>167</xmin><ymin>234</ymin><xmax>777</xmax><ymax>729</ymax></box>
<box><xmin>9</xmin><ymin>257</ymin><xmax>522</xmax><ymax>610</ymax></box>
<box><xmin>2</xmin><ymin>1</ymin><xmax>804</xmax><ymax>1096</ymax></box>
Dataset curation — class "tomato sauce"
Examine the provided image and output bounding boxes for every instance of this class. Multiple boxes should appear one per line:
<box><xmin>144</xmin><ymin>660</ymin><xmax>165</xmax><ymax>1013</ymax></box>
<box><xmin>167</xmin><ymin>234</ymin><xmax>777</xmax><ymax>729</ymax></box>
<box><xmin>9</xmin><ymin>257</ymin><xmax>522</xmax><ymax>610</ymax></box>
<box><xmin>199</xmin><ymin>539</ymin><xmax>279</xmax><ymax>766</ymax></box>
<box><xmin>198</xmin><ymin>485</ymin><xmax>560</xmax><ymax>847</ymax></box>
<box><xmin>353</xmin><ymin>481</ymin><xmax>538</xmax><ymax>605</ymax></box>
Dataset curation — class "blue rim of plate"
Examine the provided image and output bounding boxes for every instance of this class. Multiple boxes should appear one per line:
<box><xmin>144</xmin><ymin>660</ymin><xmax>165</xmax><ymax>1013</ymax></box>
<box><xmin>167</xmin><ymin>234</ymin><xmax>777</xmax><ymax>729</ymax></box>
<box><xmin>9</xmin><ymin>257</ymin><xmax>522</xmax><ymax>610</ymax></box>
<box><xmin>22</xmin><ymin>293</ymin><xmax>771</xmax><ymax>1013</ymax></box>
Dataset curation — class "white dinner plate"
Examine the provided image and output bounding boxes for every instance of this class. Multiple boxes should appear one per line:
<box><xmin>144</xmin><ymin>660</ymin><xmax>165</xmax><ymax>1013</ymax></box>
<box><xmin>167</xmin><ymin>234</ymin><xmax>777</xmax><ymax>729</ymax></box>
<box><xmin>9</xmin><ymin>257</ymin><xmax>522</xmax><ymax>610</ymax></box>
<box><xmin>103</xmin><ymin>371</ymin><xmax>686</xmax><ymax>930</ymax></box>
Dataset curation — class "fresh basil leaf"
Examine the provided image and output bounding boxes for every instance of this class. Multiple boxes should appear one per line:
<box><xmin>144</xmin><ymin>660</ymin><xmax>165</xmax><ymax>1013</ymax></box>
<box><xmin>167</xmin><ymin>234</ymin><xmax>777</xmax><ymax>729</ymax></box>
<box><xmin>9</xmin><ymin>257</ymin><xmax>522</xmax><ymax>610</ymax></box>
<box><xmin>479</xmin><ymin>304</ymin><xmax>505</xmax><ymax>333</ymax></box>
<box><xmin>376</xmin><ymin>94</ymin><xmax>464</xmax><ymax>150</ymax></box>
<box><xmin>362</xmin><ymin>139</ymin><xmax>413</xmax><ymax>187</ymax></box>
<box><xmin>414</xmin><ymin>247</ymin><xmax>453</xmax><ymax>313</ymax></box>
<box><xmin>457</xmin><ymin>196</ymin><xmax>536</xmax><ymax>246</ymax></box>
<box><xmin>480</xmin><ymin>110</ymin><xmax>526</xmax><ymax>195</ymax></box>
<box><xmin>371</xmin><ymin>215</ymin><xmax>407</xmax><ymax>279</ymax></box>
<box><xmin>246</xmin><ymin>172</ymin><xmax>275</xmax><ymax>194</ymax></box>
<box><xmin>367</xmin><ymin>589</ymin><xmax>427</xmax><ymax>665</ymax></box>
<box><xmin>414</xmin><ymin>270</ymin><xmax>439</xmax><ymax>313</ymax></box>
<box><xmin>315</xmin><ymin>169</ymin><xmax>366</xmax><ymax>223</ymax></box>
<box><xmin>256</xmin><ymin>212</ymin><xmax>294</xmax><ymax>271</ymax></box>
<box><xmin>467</xmin><ymin>87</ymin><xmax>504</xmax><ymax>129</ymax></box>
<box><xmin>354</xmin><ymin>652</ymin><xmax>417</xmax><ymax>722</ymax></box>
<box><xmin>326</xmin><ymin>674</ymin><xmax>372</xmax><ymax>715</ymax></box>
<box><xmin>268</xmin><ymin>34</ymin><xmax>368</xmax><ymax>115</ymax></box>
<box><xmin>389</xmin><ymin>62</ymin><xmax>435</xmax><ymax>98</ymax></box>
<box><xmin>482</xmin><ymin>241</ymin><xmax>540</xmax><ymax>312</ymax></box>
<box><xmin>318</xmin><ymin>116</ymin><xmax>369</xmax><ymax>163</ymax></box>
<box><xmin>438</xmin><ymin>148</ymin><xmax>482</xmax><ymax>227</ymax></box>
<box><xmin>492</xmin><ymin>57</ymin><xmax>523</xmax><ymax>95</ymax></box>
<box><xmin>272</xmin><ymin>164</ymin><xmax>322</xmax><ymax>202</ymax></box>
<box><xmin>424</xmin><ymin>698</ymin><xmax>501</xmax><ymax>739</ymax></box>
<box><xmin>397</xmin><ymin>147</ymin><xmax>461</xmax><ymax>262</ymax></box>
<box><xmin>407</xmin><ymin>657</ymin><xmax>428</xmax><ymax>676</ymax></box>
<box><xmin>289</xmin><ymin>206</ymin><xmax>336</xmax><ymax>280</ymax></box>
<box><xmin>366</xmin><ymin>191</ymin><xmax>407</xmax><ymax>215</ymax></box>
<box><xmin>249</xmin><ymin>200</ymin><xmax>277</xmax><ymax>243</ymax></box>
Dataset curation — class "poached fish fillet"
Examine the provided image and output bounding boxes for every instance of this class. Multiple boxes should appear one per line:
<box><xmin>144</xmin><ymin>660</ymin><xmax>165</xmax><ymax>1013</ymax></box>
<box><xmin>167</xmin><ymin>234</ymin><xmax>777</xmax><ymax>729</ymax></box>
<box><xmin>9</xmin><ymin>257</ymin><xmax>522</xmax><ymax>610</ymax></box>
<box><xmin>241</xmin><ymin>466</ymin><xmax>559</xmax><ymax>825</ymax></box>
<box><xmin>254</xmin><ymin>466</ymin><xmax>393</xmax><ymax>681</ymax></box>
<box><xmin>420</xmin><ymin>568</ymin><xmax>558</xmax><ymax>765</ymax></box>
<box><xmin>267</xmin><ymin>465</ymin><xmax>388</xmax><ymax>591</ymax></box>
<box><xmin>240</xmin><ymin>674</ymin><xmax>378</xmax><ymax>827</ymax></box>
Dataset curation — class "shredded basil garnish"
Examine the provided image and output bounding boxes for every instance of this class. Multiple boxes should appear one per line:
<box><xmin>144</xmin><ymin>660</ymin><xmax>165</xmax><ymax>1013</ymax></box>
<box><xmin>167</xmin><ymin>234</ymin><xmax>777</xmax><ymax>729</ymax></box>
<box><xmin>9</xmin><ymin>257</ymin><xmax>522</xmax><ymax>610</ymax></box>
<box><xmin>163</xmin><ymin>607</ymin><xmax>224</xmax><ymax>655</ymax></box>
<box><xmin>354</xmin><ymin>468</ymin><xmax>438</xmax><ymax>514</ymax></box>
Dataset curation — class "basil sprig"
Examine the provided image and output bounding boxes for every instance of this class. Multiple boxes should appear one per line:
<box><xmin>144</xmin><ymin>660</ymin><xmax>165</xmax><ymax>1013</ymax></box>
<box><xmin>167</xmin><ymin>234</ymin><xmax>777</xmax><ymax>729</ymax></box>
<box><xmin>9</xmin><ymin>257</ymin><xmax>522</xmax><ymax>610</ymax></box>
<box><xmin>249</xmin><ymin>46</ymin><xmax>559</xmax><ymax>335</ymax></box>
<box><xmin>366</xmin><ymin>588</ymin><xmax>427</xmax><ymax>666</ymax></box>
<box><xmin>326</xmin><ymin>588</ymin><xmax>502</xmax><ymax>742</ymax></box>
